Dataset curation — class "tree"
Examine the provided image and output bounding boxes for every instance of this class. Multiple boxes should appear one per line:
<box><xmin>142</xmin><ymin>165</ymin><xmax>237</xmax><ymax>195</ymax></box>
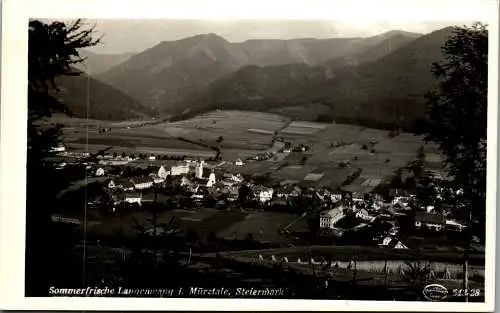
<box><xmin>216</xmin><ymin>135</ymin><xmax>224</xmax><ymax>149</ymax></box>
<box><xmin>26</xmin><ymin>19</ymin><xmax>100</xmax><ymax>296</ymax></box>
<box><xmin>401</xmin><ymin>257</ymin><xmax>431</xmax><ymax>300</ymax></box>
<box><xmin>418</xmin><ymin>23</ymin><xmax>487</xmax><ymax>240</ymax></box>
<box><xmin>418</xmin><ymin>23</ymin><xmax>487</xmax><ymax>302</ymax></box>
<box><xmin>238</xmin><ymin>184</ymin><xmax>251</xmax><ymax>207</ymax></box>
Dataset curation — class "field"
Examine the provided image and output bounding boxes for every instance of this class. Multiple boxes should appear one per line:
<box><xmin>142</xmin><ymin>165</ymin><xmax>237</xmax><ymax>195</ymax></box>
<box><xmin>162</xmin><ymin>111</ymin><xmax>289</xmax><ymax>150</ymax></box>
<box><xmin>58</xmin><ymin>111</ymin><xmax>290</xmax><ymax>159</ymax></box>
<box><xmin>218</xmin><ymin>211</ymin><xmax>307</xmax><ymax>243</ymax></box>
<box><xmin>88</xmin><ymin>208</ymin><xmax>245</xmax><ymax>237</ymax></box>
<box><xmin>86</xmin><ymin>206</ymin><xmax>308</xmax><ymax>247</ymax></box>
<box><xmin>55</xmin><ymin>110</ymin><xmax>444</xmax><ymax>190</ymax></box>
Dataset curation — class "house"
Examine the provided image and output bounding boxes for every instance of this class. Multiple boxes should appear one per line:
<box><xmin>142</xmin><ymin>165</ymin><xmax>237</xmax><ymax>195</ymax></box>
<box><xmin>150</xmin><ymin>175</ymin><xmax>165</xmax><ymax>184</ymax></box>
<box><xmin>195</xmin><ymin>160</ymin><xmax>205</xmax><ymax>179</ymax></box>
<box><xmin>319</xmin><ymin>207</ymin><xmax>345</xmax><ymax>229</ymax></box>
<box><xmin>158</xmin><ymin>166</ymin><xmax>169</xmax><ymax>179</ymax></box>
<box><xmin>222</xmin><ymin>173</ymin><xmax>243</xmax><ymax>183</ymax></box>
<box><xmin>153</xmin><ymin>175</ymin><xmax>165</xmax><ymax>184</ymax></box>
<box><xmin>180</xmin><ymin>176</ymin><xmax>192</xmax><ymax>187</ymax></box>
<box><xmin>446</xmin><ymin>219</ymin><xmax>467</xmax><ymax>232</ymax></box>
<box><xmin>355</xmin><ymin>208</ymin><xmax>370</xmax><ymax>220</ymax></box>
<box><xmin>251</xmin><ymin>185</ymin><xmax>274</xmax><ymax>203</ymax></box>
<box><xmin>108</xmin><ymin>179</ymin><xmax>134</xmax><ymax>191</ymax></box>
<box><xmin>379</xmin><ymin>236</ymin><xmax>408</xmax><ymax>249</ymax></box>
<box><xmin>235</xmin><ymin>158</ymin><xmax>244</xmax><ymax>166</ymax></box>
<box><xmin>191</xmin><ymin>194</ymin><xmax>204</xmax><ymax>200</ymax></box>
<box><xmin>227</xmin><ymin>187</ymin><xmax>239</xmax><ymax>202</ymax></box>
<box><xmin>50</xmin><ymin>143</ymin><xmax>66</xmax><ymax>152</ymax></box>
<box><xmin>124</xmin><ymin>193</ymin><xmax>142</xmax><ymax>205</ymax></box>
<box><xmin>392</xmin><ymin>196</ymin><xmax>412</xmax><ymax>206</ymax></box>
<box><xmin>276</xmin><ymin>185</ymin><xmax>296</xmax><ymax>199</ymax></box>
<box><xmin>108</xmin><ymin>179</ymin><xmax>117</xmax><ymax>189</ymax></box>
<box><xmin>111</xmin><ymin>194</ymin><xmax>124</xmax><ymax>205</ymax></box>
<box><xmin>415</xmin><ymin>212</ymin><xmax>446</xmax><ymax>231</ymax></box>
<box><xmin>171</xmin><ymin>163</ymin><xmax>190</xmax><ymax>176</ymax></box>
<box><xmin>206</xmin><ymin>172</ymin><xmax>217</xmax><ymax>187</ymax></box>
<box><xmin>130</xmin><ymin>177</ymin><xmax>154</xmax><ymax>190</ymax></box>
<box><xmin>329</xmin><ymin>192</ymin><xmax>343</xmax><ymax>203</ymax></box>
<box><xmin>148</xmin><ymin>156</ymin><xmax>156</xmax><ymax>161</ymax></box>
<box><xmin>95</xmin><ymin>167</ymin><xmax>105</xmax><ymax>177</ymax></box>
<box><xmin>352</xmin><ymin>192</ymin><xmax>365</xmax><ymax>202</ymax></box>
<box><xmin>121</xmin><ymin>181</ymin><xmax>135</xmax><ymax>191</ymax></box>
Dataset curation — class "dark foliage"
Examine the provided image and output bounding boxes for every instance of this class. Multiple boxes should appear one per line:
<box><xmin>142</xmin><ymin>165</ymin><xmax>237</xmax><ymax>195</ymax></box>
<box><xmin>418</xmin><ymin>23</ymin><xmax>488</xmax><ymax>240</ymax></box>
<box><xmin>26</xmin><ymin>19</ymin><xmax>100</xmax><ymax>296</ymax></box>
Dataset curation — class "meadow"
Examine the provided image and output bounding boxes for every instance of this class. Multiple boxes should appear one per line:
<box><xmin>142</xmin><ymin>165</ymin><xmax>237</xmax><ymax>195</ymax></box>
<box><xmin>217</xmin><ymin>211</ymin><xmax>305</xmax><ymax>243</ymax></box>
<box><xmin>55</xmin><ymin>110</ymin><xmax>444</xmax><ymax>190</ymax></box>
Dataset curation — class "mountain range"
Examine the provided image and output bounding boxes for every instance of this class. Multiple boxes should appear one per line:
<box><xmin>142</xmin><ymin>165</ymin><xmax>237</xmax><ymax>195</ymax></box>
<box><xmin>56</xmin><ymin>27</ymin><xmax>456</xmax><ymax>128</ymax></box>
<box><xmin>53</xmin><ymin>73</ymin><xmax>156</xmax><ymax>121</ymax></box>
<box><xmin>76</xmin><ymin>50</ymin><xmax>136</xmax><ymax>75</ymax></box>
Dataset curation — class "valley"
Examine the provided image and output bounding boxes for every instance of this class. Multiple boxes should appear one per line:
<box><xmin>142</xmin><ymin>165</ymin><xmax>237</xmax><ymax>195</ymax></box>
<box><xmin>58</xmin><ymin>110</ymin><xmax>443</xmax><ymax>191</ymax></box>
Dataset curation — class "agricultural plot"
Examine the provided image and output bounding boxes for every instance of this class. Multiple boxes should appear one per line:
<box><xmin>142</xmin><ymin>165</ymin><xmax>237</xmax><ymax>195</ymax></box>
<box><xmin>88</xmin><ymin>208</ymin><xmax>246</xmax><ymax>238</ymax></box>
<box><xmin>280</xmin><ymin>121</ymin><xmax>329</xmax><ymax>137</ymax></box>
<box><xmin>163</xmin><ymin>111</ymin><xmax>289</xmax><ymax>150</ymax></box>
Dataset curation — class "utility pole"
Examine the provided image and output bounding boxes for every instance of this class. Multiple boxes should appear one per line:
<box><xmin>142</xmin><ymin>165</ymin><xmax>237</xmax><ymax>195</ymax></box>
<box><xmin>463</xmin><ymin>203</ymin><xmax>471</xmax><ymax>302</ymax></box>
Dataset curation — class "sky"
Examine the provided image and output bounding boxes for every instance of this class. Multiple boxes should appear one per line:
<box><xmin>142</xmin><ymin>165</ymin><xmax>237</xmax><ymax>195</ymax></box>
<box><xmin>35</xmin><ymin>0</ymin><xmax>494</xmax><ymax>54</ymax></box>
<box><xmin>80</xmin><ymin>19</ymin><xmax>475</xmax><ymax>54</ymax></box>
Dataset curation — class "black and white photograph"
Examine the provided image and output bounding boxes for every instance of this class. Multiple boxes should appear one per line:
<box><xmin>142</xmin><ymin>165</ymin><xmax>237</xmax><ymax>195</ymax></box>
<box><xmin>0</xmin><ymin>0</ymin><xmax>498</xmax><ymax>311</ymax></box>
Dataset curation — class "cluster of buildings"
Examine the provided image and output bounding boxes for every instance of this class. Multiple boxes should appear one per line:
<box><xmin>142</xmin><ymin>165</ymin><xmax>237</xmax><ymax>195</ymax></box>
<box><xmin>317</xmin><ymin>187</ymin><xmax>467</xmax><ymax>249</ymax></box>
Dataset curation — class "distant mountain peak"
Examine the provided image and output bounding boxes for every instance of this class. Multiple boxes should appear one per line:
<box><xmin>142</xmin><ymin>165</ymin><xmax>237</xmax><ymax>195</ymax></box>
<box><xmin>183</xmin><ymin>33</ymin><xmax>229</xmax><ymax>43</ymax></box>
<box><xmin>375</xmin><ymin>29</ymin><xmax>422</xmax><ymax>39</ymax></box>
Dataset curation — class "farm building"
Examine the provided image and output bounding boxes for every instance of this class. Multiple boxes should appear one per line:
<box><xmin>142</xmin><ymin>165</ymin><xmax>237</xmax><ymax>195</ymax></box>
<box><xmin>108</xmin><ymin>179</ymin><xmax>134</xmax><ymax>191</ymax></box>
<box><xmin>319</xmin><ymin>207</ymin><xmax>345</xmax><ymax>229</ymax></box>
<box><xmin>379</xmin><ymin>236</ymin><xmax>408</xmax><ymax>249</ymax></box>
<box><xmin>95</xmin><ymin>167</ymin><xmax>105</xmax><ymax>177</ymax></box>
<box><xmin>415</xmin><ymin>212</ymin><xmax>446</xmax><ymax>231</ymax></box>
<box><xmin>251</xmin><ymin>185</ymin><xmax>274</xmax><ymax>203</ymax></box>
<box><xmin>130</xmin><ymin>177</ymin><xmax>154</xmax><ymax>190</ymax></box>
<box><xmin>149</xmin><ymin>174</ymin><xmax>165</xmax><ymax>184</ymax></box>
<box><xmin>195</xmin><ymin>160</ymin><xmax>205</xmax><ymax>179</ymax></box>
<box><xmin>171</xmin><ymin>163</ymin><xmax>190</xmax><ymax>176</ymax></box>
<box><xmin>206</xmin><ymin>171</ymin><xmax>217</xmax><ymax>187</ymax></box>
<box><xmin>158</xmin><ymin>166</ymin><xmax>170</xmax><ymax>179</ymax></box>
<box><xmin>355</xmin><ymin>208</ymin><xmax>371</xmax><ymax>220</ymax></box>
<box><xmin>125</xmin><ymin>193</ymin><xmax>142</xmax><ymax>205</ymax></box>
<box><xmin>50</xmin><ymin>144</ymin><xmax>66</xmax><ymax>152</ymax></box>
<box><xmin>235</xmin><ymin>159</ymin><xmax>244</xmax><ymax>166</ymax></box>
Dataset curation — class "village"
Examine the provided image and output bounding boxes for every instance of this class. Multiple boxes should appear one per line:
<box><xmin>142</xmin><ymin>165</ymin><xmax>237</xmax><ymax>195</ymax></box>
<box><xmin>50</xmin><ymin>140</ymin><xmax>473</xmax><ymax>253</ymax></box>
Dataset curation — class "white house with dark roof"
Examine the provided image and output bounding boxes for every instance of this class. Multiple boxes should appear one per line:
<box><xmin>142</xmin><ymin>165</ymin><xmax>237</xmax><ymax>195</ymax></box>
<box><xmin>206</xmin><ymin>171</ymin><xmax>217</xmax><ymax>187</ymax></box>
<box><xmin>158</xmin><ymin>165</ymin><xmax>169</xmax><ymax>179</ymax></box>
<box><xmin>415</xmin><ymin>212</ymin><xmax>446</xmax><ymax>231</ymax></box>
<box><xmin>379</xmin><ymin>236</ymin><xmax>408</xmax><ymax>249</ymax></box>
<box><xmin>108</xmin><ymin>179</ymin><xmax>134</xmax><ymax>191</ymax></box>
<box><xmin>124</xmin><ymin>193</ymin><xmax>142</xmax><ymax>205</ymax></box>
<box><xmin>171</xmin><ymin>162</ymin><xmax>190</xmax><ymax>176</ymax></box>
<box><xmin>251</xmin><ymin>185</ymin><xmax>274</xmax><ymax>203</ymax></box>
<box><xmin>130</xmin><ymin>177</ymin><xmax>154</xmax><ymax>190</ymax></box>
<box><xmin>355</xmin><ymin>208</ymin><xmax>371</xmax><ymax>220</ymax></box>
<box><xmin>95</xmin><ymin>167</ymin><xmax>105</xmax><ymax>177</ymax></box>
<box><xmin>235</xmin><ymin>158</ymin><xmax>244</xmax><ymax>166</ymax></box>
<box><xmin>319</xmin><ymin>207</ymin><xmax>345</xmax><ymax>229</ymax></box>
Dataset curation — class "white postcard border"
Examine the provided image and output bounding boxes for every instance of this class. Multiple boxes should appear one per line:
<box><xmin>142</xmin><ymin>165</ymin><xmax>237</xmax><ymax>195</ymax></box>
<box><xmin>0</xmin><ymin>0</ymin><xmax>498</xmax><ymax>311</ymax></box>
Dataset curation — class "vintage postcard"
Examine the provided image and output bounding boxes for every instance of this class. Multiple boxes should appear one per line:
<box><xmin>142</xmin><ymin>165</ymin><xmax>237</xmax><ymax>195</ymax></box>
<box><xmin>0</xmin><ymin>0</ymin><xmax>498</xmax><ymax>311</ymax></box>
